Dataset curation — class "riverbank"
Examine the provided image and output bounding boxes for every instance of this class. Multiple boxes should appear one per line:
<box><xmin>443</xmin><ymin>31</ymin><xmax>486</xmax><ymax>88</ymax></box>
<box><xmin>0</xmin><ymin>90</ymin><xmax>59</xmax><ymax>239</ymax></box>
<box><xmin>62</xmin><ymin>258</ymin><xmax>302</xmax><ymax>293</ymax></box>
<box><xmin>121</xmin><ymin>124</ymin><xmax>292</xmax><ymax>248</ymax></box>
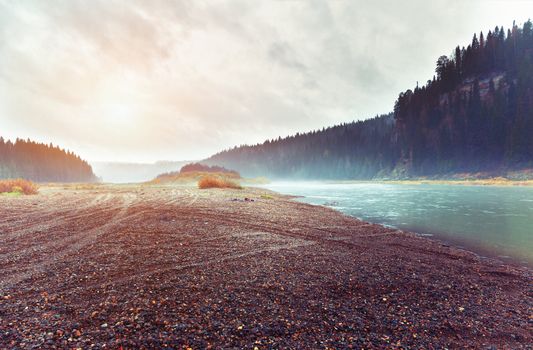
<box><xmin>381</xmin><ymin>178</ymin><xmax>533</xmax><ymax>186</ymax></box>
<box><xmin>263</xmin><ymin>181</ymin><xmax>533</xmax><ymax>266</ymax></box>
<box><xmin>0</xmin><ymin>184</ymin><xmax>531</xmax><ymax>348</ymax></box>
<box><xmin>326</xmin><ymin>178</ymin><xmax>533</xmax><ymax>186</ymax></box>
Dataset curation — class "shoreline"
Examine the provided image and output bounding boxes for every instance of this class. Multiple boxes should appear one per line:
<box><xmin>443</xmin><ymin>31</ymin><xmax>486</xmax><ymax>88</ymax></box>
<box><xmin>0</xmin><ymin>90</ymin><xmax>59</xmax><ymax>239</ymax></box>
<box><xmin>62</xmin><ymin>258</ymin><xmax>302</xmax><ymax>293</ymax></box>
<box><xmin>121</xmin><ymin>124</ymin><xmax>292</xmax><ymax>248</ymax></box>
<box><xmin>317</xmin><ymin>179</ymin><xmax>533</xmax><ymax>187</ymax></box>
<box><xmin>302</xmin><ymin>205</ymin><xmax>533</xmax><ymax>268</ymax></box>
<box><xmin>265</xmin><ymin>182</ymin><xmax>533</xmax><ymax>266</ymax></box>
<box><xmin>0</xmin><ymin>184</ymin><xmax>531</xmax><ymax>348</ymax></box>
<box><xmin>379</xmin><ymin>179</ymin><xmax>533</xmax><ymax>187</ymax></box>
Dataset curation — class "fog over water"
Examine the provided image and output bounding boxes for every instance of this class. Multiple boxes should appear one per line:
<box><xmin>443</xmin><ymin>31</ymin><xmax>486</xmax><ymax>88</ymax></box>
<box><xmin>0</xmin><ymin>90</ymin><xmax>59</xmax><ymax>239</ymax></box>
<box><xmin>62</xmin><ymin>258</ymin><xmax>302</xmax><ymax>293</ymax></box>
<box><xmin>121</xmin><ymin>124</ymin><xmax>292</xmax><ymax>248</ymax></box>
<box><xmin>262</xmin><ymin>182</ymin><xmax>533</xmax><ymax>266</ymax></box>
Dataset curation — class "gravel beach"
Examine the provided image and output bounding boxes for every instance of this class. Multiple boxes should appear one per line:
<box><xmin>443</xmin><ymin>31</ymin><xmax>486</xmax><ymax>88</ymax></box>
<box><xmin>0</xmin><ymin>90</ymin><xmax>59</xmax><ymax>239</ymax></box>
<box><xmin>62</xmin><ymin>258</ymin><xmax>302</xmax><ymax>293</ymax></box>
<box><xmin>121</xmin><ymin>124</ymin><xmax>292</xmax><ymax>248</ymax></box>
<box><xmin>0</xmin><ymin>184</ymin><xmax>531</xmax><ymax>349</ymax></box>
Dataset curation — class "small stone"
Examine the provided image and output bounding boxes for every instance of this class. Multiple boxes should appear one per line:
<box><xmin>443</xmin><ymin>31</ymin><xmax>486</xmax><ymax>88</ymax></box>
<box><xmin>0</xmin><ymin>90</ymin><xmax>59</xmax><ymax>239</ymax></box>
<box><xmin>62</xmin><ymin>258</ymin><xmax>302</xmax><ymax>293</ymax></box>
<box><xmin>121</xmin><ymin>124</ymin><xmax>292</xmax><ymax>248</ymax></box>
<box><xmin>100</xmin><ymin>323</ymin><xmax>108</xmax><ymax>328</ymax></box>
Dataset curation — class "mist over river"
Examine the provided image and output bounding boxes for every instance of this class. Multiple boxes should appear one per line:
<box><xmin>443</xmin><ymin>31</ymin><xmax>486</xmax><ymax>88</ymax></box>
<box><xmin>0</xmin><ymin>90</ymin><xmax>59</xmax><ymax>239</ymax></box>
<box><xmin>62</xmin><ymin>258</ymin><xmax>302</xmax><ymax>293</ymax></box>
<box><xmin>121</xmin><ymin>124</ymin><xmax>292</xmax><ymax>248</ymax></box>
<box><xmin>262</xmin><ymin>182</ymin><xmax>533</xmax><ymax>266</ymax></box>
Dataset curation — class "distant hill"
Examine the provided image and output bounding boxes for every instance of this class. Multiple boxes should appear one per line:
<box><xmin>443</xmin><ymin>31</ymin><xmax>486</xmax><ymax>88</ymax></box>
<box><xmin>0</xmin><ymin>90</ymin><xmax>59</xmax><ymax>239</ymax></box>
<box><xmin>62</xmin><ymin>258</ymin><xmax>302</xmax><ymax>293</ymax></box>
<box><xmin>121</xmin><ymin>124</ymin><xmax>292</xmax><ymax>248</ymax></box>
<box><xmin>205</xmin><ymin>21</ymin><xmax>533</xmax><ymax>180</ymax></box>
<box><xmin>0</xmin><ymin>137</ymin><xmax>98</xmax><ymax>182</ymax></box>
<box><xmin>152</xmin><ymin>162</ymin><xmax>241</xmax><ymax>185</ymax></box>
<box><xmin>92</xmin><ymin>160</ymin><xmax>190</xmax><ymax>183</ymax></box>
<box><xmin>156</xmin><ymin>163</ymin><xmax>240</xmax><ymax>179</ymax></box>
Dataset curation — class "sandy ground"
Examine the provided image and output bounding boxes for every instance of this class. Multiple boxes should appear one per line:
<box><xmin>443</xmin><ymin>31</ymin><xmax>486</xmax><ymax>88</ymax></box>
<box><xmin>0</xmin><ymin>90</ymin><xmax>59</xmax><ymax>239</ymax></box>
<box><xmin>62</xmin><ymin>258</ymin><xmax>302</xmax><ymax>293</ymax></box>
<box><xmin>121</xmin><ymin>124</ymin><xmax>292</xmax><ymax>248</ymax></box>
<box><xmin>0</xmin><ymin>184</ymin><xmax>531</xmax><ymax>349</ymax></box>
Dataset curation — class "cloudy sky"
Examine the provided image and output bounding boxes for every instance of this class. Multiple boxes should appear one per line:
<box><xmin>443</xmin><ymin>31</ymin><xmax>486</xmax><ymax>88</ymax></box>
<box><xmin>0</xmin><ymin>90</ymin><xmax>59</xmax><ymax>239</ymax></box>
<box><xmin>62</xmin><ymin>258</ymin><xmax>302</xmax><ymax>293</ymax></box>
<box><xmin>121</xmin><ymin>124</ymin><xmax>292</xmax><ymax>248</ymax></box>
<box><xmin>0</xmin><ymin>0</ymin><xmax>531</xmax><ymax>162</ymax></box>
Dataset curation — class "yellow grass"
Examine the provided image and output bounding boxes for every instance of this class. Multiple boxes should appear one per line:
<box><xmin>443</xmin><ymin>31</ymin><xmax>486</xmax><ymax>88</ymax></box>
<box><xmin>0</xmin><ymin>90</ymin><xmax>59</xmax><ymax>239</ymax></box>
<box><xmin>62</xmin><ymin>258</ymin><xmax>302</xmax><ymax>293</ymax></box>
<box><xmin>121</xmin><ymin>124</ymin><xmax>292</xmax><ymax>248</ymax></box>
<box><xmin>0</xmin><ymin>179</ymin><xmax>39</xmax><ymax>195</ymax></box>
<box><xmin>198</xmin><ymin>175</ymin><xmax>242</xmax><ymax>189</ymax></box>
<box><xmin>151</xmin><ymin>171</ymin><xmax>241</xmax><ymax>185</ymax></box>
<box><xmin>242</xmin><ymin>176</ymin><xmax>270</xmax><ymax>185</ymax></box>
<box><xmin>63</xmin><ymin>183</ymin><xmax>102</xmax><ymax>190</ymax></box>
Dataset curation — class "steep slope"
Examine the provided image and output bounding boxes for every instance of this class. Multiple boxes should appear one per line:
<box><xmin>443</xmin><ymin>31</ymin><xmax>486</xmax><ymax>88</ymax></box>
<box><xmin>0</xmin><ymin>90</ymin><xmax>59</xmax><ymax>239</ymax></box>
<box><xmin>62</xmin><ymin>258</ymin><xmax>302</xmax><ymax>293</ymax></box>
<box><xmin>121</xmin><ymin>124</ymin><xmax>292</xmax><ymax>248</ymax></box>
<box><xmin>394</xmin><ymin>21</ymin><xmax>533</xmax><ymax>175</ymax></box>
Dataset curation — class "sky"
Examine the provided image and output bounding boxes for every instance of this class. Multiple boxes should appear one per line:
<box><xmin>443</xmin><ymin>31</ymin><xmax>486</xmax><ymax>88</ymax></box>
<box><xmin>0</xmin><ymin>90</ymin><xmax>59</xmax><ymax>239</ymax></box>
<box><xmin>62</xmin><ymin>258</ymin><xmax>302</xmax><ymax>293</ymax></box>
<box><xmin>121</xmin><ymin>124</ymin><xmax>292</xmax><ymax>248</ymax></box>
<box><xmin>0</xmin><ymin>0</ymin><xmax>532</xmax><ymax>163</ymax></box>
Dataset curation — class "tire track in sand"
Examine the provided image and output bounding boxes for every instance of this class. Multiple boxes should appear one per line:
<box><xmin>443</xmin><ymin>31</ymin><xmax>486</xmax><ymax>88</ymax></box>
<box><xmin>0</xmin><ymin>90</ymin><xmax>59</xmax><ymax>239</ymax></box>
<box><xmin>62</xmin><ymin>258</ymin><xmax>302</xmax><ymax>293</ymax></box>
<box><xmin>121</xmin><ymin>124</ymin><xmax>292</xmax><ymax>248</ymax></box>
<box><xmin>0</xmin><ymin>193</ymin><xmax>145</xmax><ymax>290</ymax></box>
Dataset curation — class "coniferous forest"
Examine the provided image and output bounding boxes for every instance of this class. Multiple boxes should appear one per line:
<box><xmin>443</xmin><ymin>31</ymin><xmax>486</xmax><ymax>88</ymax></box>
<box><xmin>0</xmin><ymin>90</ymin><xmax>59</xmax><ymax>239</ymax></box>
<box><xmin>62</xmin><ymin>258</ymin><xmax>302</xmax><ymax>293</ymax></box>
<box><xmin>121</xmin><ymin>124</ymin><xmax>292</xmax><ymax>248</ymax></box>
<box><xmin>206</xmin><ymin>21</ymin><xmax>533</xmax><ymax>179</ymax></box>
<box><xmin>0</xmin><ymin>137</ymin><xmax>98</xmax><ymax>182</ymax></box>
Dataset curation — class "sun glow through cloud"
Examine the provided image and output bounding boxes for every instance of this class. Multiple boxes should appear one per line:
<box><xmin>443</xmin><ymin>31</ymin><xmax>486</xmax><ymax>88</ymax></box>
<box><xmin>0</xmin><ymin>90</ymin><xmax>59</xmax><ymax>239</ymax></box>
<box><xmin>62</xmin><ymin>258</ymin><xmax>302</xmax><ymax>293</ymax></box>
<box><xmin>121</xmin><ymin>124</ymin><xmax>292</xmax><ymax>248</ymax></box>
<box><xmin>106</xmin><ymin>103</ymin><xmax>135</xmax><ymax>126</ymax></box>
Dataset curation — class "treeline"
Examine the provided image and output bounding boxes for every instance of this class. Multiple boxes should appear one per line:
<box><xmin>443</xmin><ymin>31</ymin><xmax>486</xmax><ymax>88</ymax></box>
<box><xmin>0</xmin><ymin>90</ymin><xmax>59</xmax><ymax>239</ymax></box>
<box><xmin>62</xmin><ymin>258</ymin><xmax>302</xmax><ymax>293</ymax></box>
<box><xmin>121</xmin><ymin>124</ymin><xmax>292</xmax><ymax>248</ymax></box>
<box><xmin>395</xmin><ymin>20</ymin><xmax>533</xmax><ymax>175</ymax></box>
<box><xmin>206</xmin><ymin>21</ymin><xmax>533</xmax><ymax>179</ymax></box>
<box><xmin>0</xmin><ymin>137</ymin><xmax>98</xmax><ymax>182</ymax></box>
<box><xmin>206</xmin><ymin>114</ymin><xmax>396</xmax><ymax>179</ymax></box>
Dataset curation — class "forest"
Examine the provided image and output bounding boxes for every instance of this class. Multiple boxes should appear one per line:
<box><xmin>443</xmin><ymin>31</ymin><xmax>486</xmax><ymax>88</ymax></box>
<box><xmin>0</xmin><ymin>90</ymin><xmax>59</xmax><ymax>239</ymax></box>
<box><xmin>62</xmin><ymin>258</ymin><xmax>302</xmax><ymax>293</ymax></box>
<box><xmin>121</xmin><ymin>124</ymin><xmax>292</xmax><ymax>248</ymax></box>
<box><xmin>206</xmin><ymin>114</ymin><xmax>396</xmax><ymax>179</ymax></box>
<box><xmin>206</xmin><ymin>21</ymin><xmax>533</xmax><ymax>179</ymax></box>
<box><xmin>0</xmin><ymin>137</ymin><xmax>98</xmax><ymax>182</ymax></box>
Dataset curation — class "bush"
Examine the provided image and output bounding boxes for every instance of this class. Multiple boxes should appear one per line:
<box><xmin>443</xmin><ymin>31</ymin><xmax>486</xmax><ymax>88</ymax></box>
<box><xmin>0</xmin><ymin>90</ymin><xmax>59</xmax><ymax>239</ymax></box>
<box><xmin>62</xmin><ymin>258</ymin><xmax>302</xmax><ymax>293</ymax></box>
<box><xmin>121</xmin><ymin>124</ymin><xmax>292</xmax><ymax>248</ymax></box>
<box><xmin>198</xmin><ymin>176</ymin><xmax>242</xmax><ymax>189</ymax></box>
<box><xmin>0</xmin><ymin>179</ymin><xmax>39</xmax><ymax>195</ymax></box>
<box><xmin>11</xmin><ymin>186</ymin><xmax>23</xmax><ymax>194</ymax></box>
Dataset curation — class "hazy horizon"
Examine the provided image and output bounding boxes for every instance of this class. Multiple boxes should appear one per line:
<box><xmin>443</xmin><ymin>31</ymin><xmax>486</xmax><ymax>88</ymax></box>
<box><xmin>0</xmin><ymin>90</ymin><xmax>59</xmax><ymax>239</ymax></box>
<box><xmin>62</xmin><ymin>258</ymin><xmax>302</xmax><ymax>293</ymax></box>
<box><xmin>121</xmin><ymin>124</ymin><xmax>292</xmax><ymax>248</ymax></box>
<box><xmin>1</xmin><ymin>0</ymin><xmax>532</xmax><ymax>163</ymax></box>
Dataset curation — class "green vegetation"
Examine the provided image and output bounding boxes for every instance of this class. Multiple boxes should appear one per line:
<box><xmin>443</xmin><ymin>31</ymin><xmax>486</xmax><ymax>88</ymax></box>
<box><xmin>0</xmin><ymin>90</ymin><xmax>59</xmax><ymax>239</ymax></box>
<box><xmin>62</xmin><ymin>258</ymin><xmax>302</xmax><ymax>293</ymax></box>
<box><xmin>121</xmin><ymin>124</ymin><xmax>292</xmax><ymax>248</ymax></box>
<box><xmin>0</xmin><ymin>179</ymin><xmax>38</xmax><ymax>195</ymax></box>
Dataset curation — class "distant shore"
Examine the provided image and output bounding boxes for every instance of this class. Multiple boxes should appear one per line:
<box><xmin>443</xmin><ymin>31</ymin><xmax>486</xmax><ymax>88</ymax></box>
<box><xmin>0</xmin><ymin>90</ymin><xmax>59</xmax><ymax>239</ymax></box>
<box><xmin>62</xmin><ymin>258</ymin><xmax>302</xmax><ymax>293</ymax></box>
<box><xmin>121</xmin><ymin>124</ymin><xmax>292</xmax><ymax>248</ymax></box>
<box><xmin>322</xmin><ymin>178</ymin><xmax>533</xmax><ymax>186</ymax></box>
<box><xmin>0</xmin><ymin>184</ymin><xmax>531</xmax><ymax>348</ymax></box>
<box><xmin>381</xmin><ymin>178</ymin><xmax>533</xmax><ymax>186</ymax></box>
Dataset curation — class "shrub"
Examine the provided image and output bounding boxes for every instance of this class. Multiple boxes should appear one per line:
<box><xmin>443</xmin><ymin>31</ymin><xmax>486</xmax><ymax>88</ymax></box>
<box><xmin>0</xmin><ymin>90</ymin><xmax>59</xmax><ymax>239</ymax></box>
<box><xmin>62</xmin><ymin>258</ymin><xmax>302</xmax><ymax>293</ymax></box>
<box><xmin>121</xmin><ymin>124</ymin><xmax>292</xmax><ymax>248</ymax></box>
<box><xmin>0</xmin><ymin>179</ymin><xmax>39</xmax><ymax>195</ymax></box>
<box><xmin>198</xmin><ymin>175</ymin><xmax>242</xmax><ymax>189</ymax></box>
<box><xmin>11</xmin><ymin>186</ymin><xmax>23</xmax><ymax>194</ymax></box>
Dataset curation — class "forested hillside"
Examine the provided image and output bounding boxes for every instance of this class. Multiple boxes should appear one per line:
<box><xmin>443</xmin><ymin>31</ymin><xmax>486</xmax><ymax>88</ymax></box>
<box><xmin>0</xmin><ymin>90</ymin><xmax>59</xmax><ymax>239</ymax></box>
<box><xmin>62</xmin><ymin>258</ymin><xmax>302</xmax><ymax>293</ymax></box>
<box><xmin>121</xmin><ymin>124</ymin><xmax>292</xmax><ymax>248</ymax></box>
<box><xmin>395</xmin><ymin>20</ymin><xmax>533</xmax><ymax>175</ymax></box>
<box><xmin>206</xmin><ymin>21</ymin><xmax>533</xmax><ymax>179</ymax></box>
<box><xmin>206</xmin><ymin>114</ymin><xmax>396</xmax><ymax>179</ymax></box>
<box><xmin>0</xmin><ymin>138</ymin><xmax>98</xmax><ymax>182</ymax></box>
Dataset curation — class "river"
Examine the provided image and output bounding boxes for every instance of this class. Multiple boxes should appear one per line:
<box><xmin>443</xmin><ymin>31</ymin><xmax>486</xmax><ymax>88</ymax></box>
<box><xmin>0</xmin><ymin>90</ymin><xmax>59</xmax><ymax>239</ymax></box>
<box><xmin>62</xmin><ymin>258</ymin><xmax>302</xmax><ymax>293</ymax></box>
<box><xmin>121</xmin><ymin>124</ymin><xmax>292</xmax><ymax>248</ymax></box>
<box><xmin>262</xmin><ymin>182</ymin><xmax>533</xmax><ymax>266</ymax></box>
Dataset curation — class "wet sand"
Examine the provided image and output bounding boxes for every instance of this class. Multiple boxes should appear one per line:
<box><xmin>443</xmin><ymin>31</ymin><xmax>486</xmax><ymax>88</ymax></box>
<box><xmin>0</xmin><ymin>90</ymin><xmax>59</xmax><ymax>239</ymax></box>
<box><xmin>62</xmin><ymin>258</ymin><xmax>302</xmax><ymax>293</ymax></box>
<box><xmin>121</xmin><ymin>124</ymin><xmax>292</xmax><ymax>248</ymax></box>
<box><xmin>0</xmin><ymin>184</ymin><xmax>531</xmax><ymax>348</ymax></box>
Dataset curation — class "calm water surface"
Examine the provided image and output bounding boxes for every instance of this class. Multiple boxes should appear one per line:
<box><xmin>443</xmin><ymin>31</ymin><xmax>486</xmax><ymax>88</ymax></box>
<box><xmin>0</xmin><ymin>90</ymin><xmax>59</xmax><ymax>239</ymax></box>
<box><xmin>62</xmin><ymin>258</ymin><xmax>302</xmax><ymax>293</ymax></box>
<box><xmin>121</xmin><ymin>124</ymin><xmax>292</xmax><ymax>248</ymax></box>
<box><xmin>262</xmin><ymin>182</ymin><xmax>533</xmax><ymax>266</ymax></box>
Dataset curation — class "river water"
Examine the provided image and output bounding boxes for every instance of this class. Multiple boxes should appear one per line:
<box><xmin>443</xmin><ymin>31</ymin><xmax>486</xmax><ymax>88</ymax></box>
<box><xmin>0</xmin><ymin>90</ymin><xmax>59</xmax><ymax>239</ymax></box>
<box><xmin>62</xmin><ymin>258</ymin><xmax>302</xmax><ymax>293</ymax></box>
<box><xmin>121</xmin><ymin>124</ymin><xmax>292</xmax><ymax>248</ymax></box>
<box><xmin>262</xmin><ymin>182</ymin><xmax>533</xmax><ymax>266</ymax></box>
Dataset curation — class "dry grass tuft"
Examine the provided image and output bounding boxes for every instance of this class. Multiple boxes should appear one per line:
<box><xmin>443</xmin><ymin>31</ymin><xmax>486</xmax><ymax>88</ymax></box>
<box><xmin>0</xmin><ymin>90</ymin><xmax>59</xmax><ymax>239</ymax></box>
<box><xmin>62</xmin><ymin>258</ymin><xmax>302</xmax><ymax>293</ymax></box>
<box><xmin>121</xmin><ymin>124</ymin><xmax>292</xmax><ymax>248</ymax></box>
<box><xmin>198</xmin><ymin>175</ymin><xmax>242</xmax><ymax>189</ymax></box>
<box><xmin>151</xmin><ymin>171</ymin><xmax>241</xmax><ymax>185</ymax></box>
<box><xmin>62</xmin><ymin>183</ymin><xmax>102</xmax><ymax>190</ymax></box>
<box><xmin>0</xmin><ymin>179</ymin><xmax>39</xmax><ymax>195</ymax></box>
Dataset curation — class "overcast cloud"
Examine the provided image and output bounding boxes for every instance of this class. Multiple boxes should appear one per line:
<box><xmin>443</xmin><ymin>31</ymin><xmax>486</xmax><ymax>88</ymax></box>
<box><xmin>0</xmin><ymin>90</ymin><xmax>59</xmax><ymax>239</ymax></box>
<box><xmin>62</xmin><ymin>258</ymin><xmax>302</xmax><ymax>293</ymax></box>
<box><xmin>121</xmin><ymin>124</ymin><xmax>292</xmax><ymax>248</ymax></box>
<box><xmin>0</xmin><ymin>0</ymin><xmax>531</xmax><ymax>162</ymax></box>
